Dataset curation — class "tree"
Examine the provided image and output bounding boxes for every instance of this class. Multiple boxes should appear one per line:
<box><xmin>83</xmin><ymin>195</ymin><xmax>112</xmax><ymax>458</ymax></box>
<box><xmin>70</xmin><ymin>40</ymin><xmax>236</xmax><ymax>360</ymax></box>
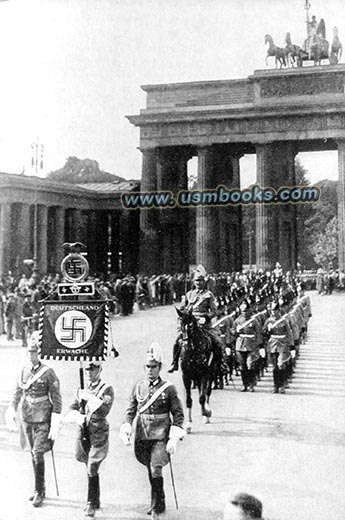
<box><xmin>311</xmin><ymin>216</ymin><xmax>338</xmax><ymax>268</ymax></box>
<box><xmin>47</xmin><ymin>156</ymin><xmax>124</xmax><ymax>184</ymax></box>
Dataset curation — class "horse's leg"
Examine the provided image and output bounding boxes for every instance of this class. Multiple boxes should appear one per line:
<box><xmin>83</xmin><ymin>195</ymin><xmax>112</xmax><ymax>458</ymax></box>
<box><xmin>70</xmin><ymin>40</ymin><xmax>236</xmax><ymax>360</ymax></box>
<box><xmin>200</xmin><ymin>376</ymin><xmax>212</xmax><ymax>423</ymax></box>
<box><xmin>182</xmin><ymin>372</ymin><xmax>193</xmax><ymax>433</ymax></box>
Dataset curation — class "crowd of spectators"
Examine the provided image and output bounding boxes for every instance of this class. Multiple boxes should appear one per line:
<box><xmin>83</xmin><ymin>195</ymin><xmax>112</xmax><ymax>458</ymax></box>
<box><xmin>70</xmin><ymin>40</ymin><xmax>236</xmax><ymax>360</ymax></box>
<box><xmin>0</xmin><ymin>265</ymin><xmax>343</xmax><ymax>344</ymax></box>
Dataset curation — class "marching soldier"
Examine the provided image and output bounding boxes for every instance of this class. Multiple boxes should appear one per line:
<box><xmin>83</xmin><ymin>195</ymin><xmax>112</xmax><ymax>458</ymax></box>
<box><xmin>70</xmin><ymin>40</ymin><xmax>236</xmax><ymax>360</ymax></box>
<box><xmin>168</xmin><ymin>264</ymin><xmax>222</xmax><ymax>373</ymax></box>
<box><xmin>263</xmin><ymin>301</ymin><xmax>293</xmax><ymax>394</ymax></box>
<box><xmin>120</xmin><ymin>343</ymin><xmax>185</xmax><ymax>519</ymax></box>
<box><xmin>64</xmin><ymin>360</ymin><xmax>115</xmax><ymax>518</ymax></box>
<box><xmin>233</xmin><ymin>300</ymin><xmax>260</xmax><ymax>392</ymax></box>
<box><xmin>5</xmin><ymin>331</ymin><xmax>62</xmax><ymax>507</ymax></box>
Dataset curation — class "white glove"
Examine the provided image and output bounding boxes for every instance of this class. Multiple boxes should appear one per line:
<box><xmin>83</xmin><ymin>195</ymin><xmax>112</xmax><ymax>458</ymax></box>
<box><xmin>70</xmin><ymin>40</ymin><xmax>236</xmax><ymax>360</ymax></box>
<box><xmin>166</xmin><ymin>438</ymin><xmax>178</xmax><ymax>455</ymax></box>
<box><xmin>63</xmin><ymin>410</ymin><xmax>85</xmax><ymax>426</ymax></box>
<box><xmin>198</xmin><ymin>317</ymin><xmax>206</xmax><ymax>325</ymax></box>
<box><xmin>5</xmin><ymin>406</ymin><xmax>17</xmax><ymax>432</ymax></box>
<box><xmin>169</xmin><ymin>425</ymin><xmax>186</xmax><ymax>440</ymax></box>
<box><xmin>167</xmin><ymin>425</ymin><xmax>186</xmax><ymax>455</ymax></box>
<box><xmin>119</xmin><ymin>422</ymin><xmax>132</xmax><ymax>446</ymax></box>
<box><xmin>48</xmin><ymin>413</ymin><xmax>62</xmax><ymax>441</ymax></box>
<box><xmin>79</xmin><ymin>389</ymin><xmax>90</xmax><ymax>402</ymax></box>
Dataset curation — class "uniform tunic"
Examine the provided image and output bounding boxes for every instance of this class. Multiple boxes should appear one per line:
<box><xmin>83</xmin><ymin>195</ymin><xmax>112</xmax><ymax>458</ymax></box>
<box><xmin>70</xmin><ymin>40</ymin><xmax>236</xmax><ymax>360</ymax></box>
<box><xmin>234</xmin><ymin>314</ymin><xmax>259</xmax><ymax>353</ymax></box>
<box><xmin>180</xmin><ymin>288</ymin><xmax>217</xmax><ymax>325</ymax></box>
<box><xmin>125</xmin><ymin>377</ymin><xmax>184</xmax><ymax>469</ymax></box>
<box><xmin>70</xmin><ymin>380</ymin><xmax>114</xmax><ymax>474</ymax></box>
<box><xmin>11</xmin><ymin>362</ymin><xmax>62</xmax><ymax>454</ymax></box>
<box><xmin>263</xmin><ymin>315</ymin><xmax>293</xmax><ymax>368</ymax></box>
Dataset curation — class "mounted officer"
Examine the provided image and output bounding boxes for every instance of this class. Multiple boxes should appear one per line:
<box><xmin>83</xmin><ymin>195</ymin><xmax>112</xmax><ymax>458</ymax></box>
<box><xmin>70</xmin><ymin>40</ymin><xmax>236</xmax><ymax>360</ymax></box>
<box><xmin>168</xmin><ymin>264</ymin><xmax>223</xmax><ymax>373</ymax></box>
<box><xmin>6</xmin><ymin>331</ymin><xmax>62</xmax><ymax>507</ymax></box>
<box><xmin>120</xmin><ymin>343</ymin><xmax>185</xmax><ymax>519</ymax></box>
<box><xmin>64</xmin><ymin>360</ymin><xmax>115</xmax><ymax>518</ymax></box>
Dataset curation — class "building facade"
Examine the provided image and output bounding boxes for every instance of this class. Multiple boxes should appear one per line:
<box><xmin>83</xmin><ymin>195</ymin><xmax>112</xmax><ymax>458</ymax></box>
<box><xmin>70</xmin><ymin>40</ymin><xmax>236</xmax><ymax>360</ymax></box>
<box><xmin>127</xmin><ymin>65</ymin><xmax>345</xmax><ymax>274</ymax></box>
<box><xmin>0</xmin><ymin>173</ymin><xmax>139</xmax><ymax>278</ymax></box>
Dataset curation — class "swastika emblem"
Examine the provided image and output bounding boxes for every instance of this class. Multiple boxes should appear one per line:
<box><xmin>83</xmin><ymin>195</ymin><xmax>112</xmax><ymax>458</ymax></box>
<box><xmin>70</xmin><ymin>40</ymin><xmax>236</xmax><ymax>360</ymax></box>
<box><xmin>55</xmin><ymin>310</ymin><xmax>92</xmax><ymax>348</ymax></box>
<box><xmin>61</xmin><ymin>253</ymin><xmax>89</xmax><ymax>283</ymax></box>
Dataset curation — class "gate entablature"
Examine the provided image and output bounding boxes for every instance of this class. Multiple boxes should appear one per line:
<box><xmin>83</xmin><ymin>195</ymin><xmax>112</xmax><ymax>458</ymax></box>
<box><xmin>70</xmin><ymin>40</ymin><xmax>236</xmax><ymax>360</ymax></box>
<box><xmin>127</xmin><ymin>65</ymin><xmax>345</xmax><ymax>149</ymax></box>
<box><xmin>128</xmin><ymin>65</ymin><xmax>345</xmax><ymax>273</ymax></box>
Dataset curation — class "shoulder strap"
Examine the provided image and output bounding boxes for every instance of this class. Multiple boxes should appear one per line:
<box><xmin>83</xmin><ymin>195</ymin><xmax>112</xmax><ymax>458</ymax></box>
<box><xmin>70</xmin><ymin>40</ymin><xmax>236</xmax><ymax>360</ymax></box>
<box><xmin>237</xmin><ymin>316</ymin><xmax>255</xmax><ymax>332</ymax></box>
<box><xmin>21</xmin><ymin>365</ymin><xmax>50</xmax><ymax>391</ymax></box>
<box><xmin>96</xmin><ymin>382</ymin><xmax>111</xmax><ymax>399</ymax></box>
<box><xmin>138</xmin><ymin>381</ymin><xmax>172</xmax><ymax>414</ymax></box>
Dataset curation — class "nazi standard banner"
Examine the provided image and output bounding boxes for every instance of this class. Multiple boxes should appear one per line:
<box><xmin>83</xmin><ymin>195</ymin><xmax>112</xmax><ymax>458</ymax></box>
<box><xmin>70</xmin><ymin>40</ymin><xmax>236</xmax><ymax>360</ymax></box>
<box><xmin>38</xmin><ymin>301</ymin><xmax>109</xmax><ymax>360</ymax></box>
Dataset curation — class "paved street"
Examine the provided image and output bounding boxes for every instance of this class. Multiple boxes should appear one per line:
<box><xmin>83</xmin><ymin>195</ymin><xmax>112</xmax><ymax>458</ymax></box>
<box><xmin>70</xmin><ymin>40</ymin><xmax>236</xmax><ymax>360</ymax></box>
<box><xmin>0</xmin><ymin>292</ymin><xmax>345</xmax><ymax>520</ymax></box>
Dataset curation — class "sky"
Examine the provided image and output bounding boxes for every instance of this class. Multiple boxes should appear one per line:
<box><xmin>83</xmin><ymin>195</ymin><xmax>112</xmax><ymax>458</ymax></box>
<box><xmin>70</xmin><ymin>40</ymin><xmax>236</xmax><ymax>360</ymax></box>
<box><xmin>0</xmin><ymin>0</ymin><xmax>343</xmax><ymax>185</ymax></box>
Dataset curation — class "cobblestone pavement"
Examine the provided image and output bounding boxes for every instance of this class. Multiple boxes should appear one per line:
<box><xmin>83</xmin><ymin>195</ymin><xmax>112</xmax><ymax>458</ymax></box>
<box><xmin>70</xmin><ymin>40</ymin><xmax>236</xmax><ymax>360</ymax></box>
<box><xmin>0</xmin><ymin>292</ymin><xmax>345</xmax><ymax>520</ymax></box>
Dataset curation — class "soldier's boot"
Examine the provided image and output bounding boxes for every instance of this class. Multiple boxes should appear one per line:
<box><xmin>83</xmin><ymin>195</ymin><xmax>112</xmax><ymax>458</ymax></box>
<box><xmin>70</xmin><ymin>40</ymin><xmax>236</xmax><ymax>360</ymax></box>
<box><xmin>84</xmin><ymin>475</ymin><xmax>98</xmax><ymax>517</ymax></box>
<box><xmin>147</xmin><ymin>468</ymin><xmax>153</xmax><ymax>515</ymax></box>
<box><xmin>167</xmin><ymin>340</ymin><xmax>181</xmax><ymax>372</ymax></box>
<box><xmin>240</xmin><ymin>370</ymin><xmax>248</xmax><ymax>392</ymax></box>
<box><xmin>94</xmin><ymin>474</ymin><xmax>100</xmax><ymax>509</ymax></box>
<box><xmin>279</xmin><ymin>368</ymin><xmax>286</xmax><ymax>393</ymax></box>
<box><xmin>272</xmin><ymin>367</ymin><xmax>280</xmax><ymax>393</ymax></box>
<box><xmin>32</xmin><ymin>460</ymin><xmax>45</xmax><ymax>507</ymax></box>
<box><xmin>29</xmin><ymin>459</ymin><xmax>45</xmax><ymax>501</ymax></box>
<box><xmin>152</xmin><ymin>477</ymin><xmax>166</xmax><ymax>515</ymax></box>
<box><xmin>248</xmin><ymin>369</ymin><xmax>256</xmax><ymax>392</ymax></box>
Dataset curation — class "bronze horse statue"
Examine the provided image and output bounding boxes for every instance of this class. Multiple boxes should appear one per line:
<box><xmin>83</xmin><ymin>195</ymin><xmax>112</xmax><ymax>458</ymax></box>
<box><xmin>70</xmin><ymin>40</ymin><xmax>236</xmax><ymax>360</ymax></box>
<box><xmin>268</xmin><ymin>18</ymin><xmax>342</xmax><ymax>68</ymax></box>
<box><xmin>285</xmin><ymin>32</ymin><xmax>303</xmax><ymax>67</ymax></box>
<box><xmin>176</xmin><ymin>307</ymin><xmax>215</xmax><ymax>433</ymax></box>
<box><xmin>265</xmin><ymin>34</ymin><xmax>287</xmax><ymax>68</ymax></box>
<box><xmin>330</xmin><ymin>27</ymin><xmax>343</xmax><ymax>64</ymax></box>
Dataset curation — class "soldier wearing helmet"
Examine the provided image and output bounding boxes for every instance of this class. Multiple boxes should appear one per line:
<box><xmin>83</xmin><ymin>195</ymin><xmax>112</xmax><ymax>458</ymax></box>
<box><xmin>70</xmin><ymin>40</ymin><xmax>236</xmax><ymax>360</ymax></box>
<box><xmin>6</xmin><ymin>331</ymin><xmax>62</xmax><ymax>508</ymax></box>
<box><xmin>263</xmin><ymin>301</ymin><xmax>294</xmax><ymax>394</ymax></box>
<box><xmin>65</xmin><ymin>359</ymin><xmax>115</xmax><ymax>518</ymax></box>
<box><xmin>168</xmin><ymin>265</ymin><xmax>223</xmax><ymax>373</ymax></box>
<box><xmin>120</xmin><ymin>343</ymin><xmax>185</xmax><ymax>519</ymax></box>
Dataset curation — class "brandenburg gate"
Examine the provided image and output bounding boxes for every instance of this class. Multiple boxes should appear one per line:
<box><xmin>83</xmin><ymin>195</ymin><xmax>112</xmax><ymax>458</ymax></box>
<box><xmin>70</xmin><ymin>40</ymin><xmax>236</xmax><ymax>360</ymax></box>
<box><xmin>128</xmin><ymin>65</ymin><xmax>345</xmax><ymax>275</ymax></box>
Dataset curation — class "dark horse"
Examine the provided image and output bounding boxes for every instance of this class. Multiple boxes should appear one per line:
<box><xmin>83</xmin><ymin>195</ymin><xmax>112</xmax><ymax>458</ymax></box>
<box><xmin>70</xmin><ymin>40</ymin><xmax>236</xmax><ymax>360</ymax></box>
<box><xmin>176</xmin><ymin>307</ymin><xmax>214</xmax><ymax>433</ymax></box>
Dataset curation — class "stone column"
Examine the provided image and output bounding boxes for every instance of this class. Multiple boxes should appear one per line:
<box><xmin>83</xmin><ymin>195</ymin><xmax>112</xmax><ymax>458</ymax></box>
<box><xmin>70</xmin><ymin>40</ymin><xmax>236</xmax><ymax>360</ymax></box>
<box><xmin>54</xmin><ymin>206</ymin><xmax>66</xmax><ymax>270</ymax></box>
<box><xmin>140</xmin><ymin>148</ymin><xmax>159</xmax><ymax>274</ymax></box>
<box><xmin>214</xmin><ymin>146</ymin><xmax>243</xmax><ymax>272</ymax></box>
<box><xmin>338</xmin><ymin>140</ymin><xmax>345</xmax><ymax>271</ymax></box>
<box><xmin>255</xmin><ymin>144</ymin><xmax>271</xmax><ymax>271</ymax></box>
<box><xmin>176</xmin><ymin>150</ymin><xmax>191</xmax><ymax>273</ymax></box>
<box><xmin>37</xmin><ymin>205</ymin><xmax>48</xmax><ymax>275</ymax></box>
<box><xmin>94</xmin><ymin>210</ymin><xmax>108</xmax><ymax>277</ymax></box>
<box><xmin>157</xmin><ymin>147</ymin><xmax>191</xmax><ymax>273</ymax></box>
<box><xmin>17</xmin><ymin>203</ymin><xmax>31</xmax><ymax>268</ymax></box>
<box><xmin>231</xmin><ymin>154</ymin><xmax>243</xmax><ymax>271</ymax></box>
<box><xmin>87</xmin><ymin>211</ymin><xmax>98</xmax><ymax>275</ymax></box>
<box><xmin>255</xmin><ymin>142</ymin><xmax>297</xmax><ymax>271</ymax></box>
<box><xmin>0</xmin><ymin>203</ymin><xmax>12</xmax><ymax>274</ymax></box>
<box><xmin>71</xmin><ymin>208</ymin><xmax>83</xmax><ymax>241</ymax></box>
<box><xmin>196</xmin><ymin>146</ymin><xmax>218</xmax><ymax>272</ymax></box>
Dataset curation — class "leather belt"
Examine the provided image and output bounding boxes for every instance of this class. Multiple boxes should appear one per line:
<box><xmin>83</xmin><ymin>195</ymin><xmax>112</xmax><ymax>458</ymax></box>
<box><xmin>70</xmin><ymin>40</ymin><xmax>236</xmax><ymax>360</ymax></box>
<box><xmin>25</xmin><ymin>395</ymin><xmax>50</xmax><ymax>404</ymax></box>
<box><xmin>141</xmin><ymin>413</ymin><xmax>169</xmax><ymax>420</ymax></box>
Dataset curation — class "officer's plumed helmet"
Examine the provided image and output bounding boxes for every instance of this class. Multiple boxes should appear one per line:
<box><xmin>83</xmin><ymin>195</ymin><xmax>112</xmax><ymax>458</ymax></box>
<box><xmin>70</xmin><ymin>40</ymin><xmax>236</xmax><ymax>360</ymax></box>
<box><xmin>28</xmin><ymin>331</ymin><xmax>40</xmax><ymax>352</ymax></box>
<box><xmin>193</xmin><ymin>264</ymin><xmax>207</xmax><ymax>280</ymax></box>
<box><xmin>146</xmin><ymin>342</ymin><xmax>163</xmax><ymax>364</ymax></box>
